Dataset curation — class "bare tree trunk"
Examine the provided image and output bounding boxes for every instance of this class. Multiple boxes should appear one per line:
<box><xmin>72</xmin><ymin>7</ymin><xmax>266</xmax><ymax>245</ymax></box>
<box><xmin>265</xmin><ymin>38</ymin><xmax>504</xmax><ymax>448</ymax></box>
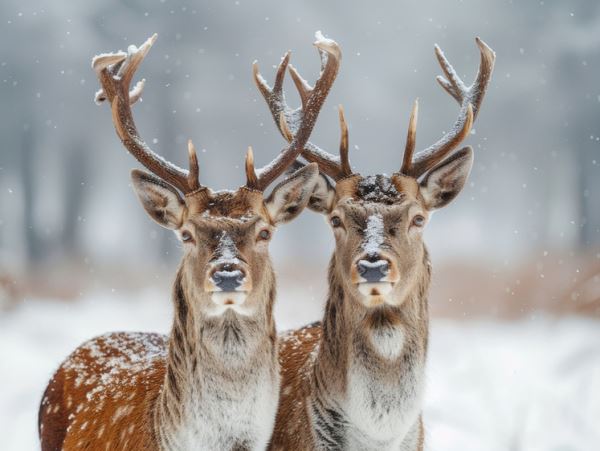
<box><xmin>577</xmin><ymin>145</ymin><xmax>600</xmax><ymax>248</ymax></box>
<box><xmin>20</xmin><ymin>120</ymin><xmax>42</xmax><ymax>267</ymax></box>
<box><xmin>61</xmin><ymin>142</ymin><xmax>89</xmax><ymax>256</ymax></box>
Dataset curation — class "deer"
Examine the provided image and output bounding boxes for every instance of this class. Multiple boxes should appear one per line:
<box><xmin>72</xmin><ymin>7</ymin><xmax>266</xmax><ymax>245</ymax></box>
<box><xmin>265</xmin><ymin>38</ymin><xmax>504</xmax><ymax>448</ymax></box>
<box><xmin>38</xmin><ymin>32</ymin><xmax>341</xmax><ymax>451</ymax></box>
<box><xmin>254</xmin><ymin>38</ymin><xmax>495</xmax><ymax>450</ymax></box>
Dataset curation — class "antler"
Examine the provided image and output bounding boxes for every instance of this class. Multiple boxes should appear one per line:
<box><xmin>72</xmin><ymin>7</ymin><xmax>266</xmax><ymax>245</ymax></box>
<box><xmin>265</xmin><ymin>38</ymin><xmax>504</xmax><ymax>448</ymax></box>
<box><xmin>258</xmin><ymin>37</ymin><xmax>495</xmax><ymax>182</ymax></box>
<box><xmin>92</xmin><ymin>34</ymin><xmax>201</xmax><ymax>194</ymax></box>
<box><xmin>253</xmin><ymin>31</ymin><xmax>349</xmax><ymax>181</ymax></box>
<box><xmin>400</xmin><ymin>37</ymin><xmax>496</xmax><ymax>178</ymax></box>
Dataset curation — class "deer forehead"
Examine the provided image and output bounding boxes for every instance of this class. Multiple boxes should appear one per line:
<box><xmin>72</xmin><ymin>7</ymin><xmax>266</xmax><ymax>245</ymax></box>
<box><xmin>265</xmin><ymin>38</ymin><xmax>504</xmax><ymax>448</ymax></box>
<box><xmin>187</xmin><ymin>216</ymin><xmax>265</xmax><ymax>243</ymax></box>
<box><xmin>332</xmin><ymin>175</ymin><xmax>427</xmax><ymax>237</ymax></box>
<box><xmin>185</xmin><ymin>188</ymin><xmax>270</xmax><ymax>222</ymax></box>
<box><xmin>334</xmin><ymin>174</ymin><xmax>421</xmax><ymax>206</ymax></box>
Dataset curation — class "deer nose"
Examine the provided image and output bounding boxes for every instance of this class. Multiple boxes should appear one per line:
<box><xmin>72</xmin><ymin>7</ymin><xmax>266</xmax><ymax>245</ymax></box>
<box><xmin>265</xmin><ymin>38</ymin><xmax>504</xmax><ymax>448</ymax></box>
<box><xmin>211</xmin><ymin>268</ymin><xmax>246</xmax><ymax>292</ymax></box>
<box><xmin>357</xmin><ymin>257</ymin><xmax>389</xmax><ymax>283</ymax></box>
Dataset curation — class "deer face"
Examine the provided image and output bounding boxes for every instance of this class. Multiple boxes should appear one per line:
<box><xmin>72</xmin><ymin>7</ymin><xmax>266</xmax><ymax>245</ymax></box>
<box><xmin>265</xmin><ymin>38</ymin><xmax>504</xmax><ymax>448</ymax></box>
<box><xmin>131</xmin><ymin>163</ymin><xmax>319</xmax><ymax>317</ymax></box>
<box><xmin>309</xmin><ymin>148</ymin><xmax>473</xmax><ymax>308</ymax></box>
<box><xmin>327</xmin><ymin>199</ymin><xmax>426</xmax><ymax>308</ymax></box>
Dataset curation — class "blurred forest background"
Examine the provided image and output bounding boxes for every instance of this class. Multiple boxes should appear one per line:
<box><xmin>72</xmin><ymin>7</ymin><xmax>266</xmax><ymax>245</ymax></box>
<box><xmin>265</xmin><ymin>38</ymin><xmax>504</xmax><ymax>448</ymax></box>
<box><xmin>1</xmin><ymin>0</ymin><xmax>599</xmax><ymax>317</ymax></box>
<box><xmin>1</xmin><ymin>1</ymin><xmax>600</xmax><ymax>449</ymax></box>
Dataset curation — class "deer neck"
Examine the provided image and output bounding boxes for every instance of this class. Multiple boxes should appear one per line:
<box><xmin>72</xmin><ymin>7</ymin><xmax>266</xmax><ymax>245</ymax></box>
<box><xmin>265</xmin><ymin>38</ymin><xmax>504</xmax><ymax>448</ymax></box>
<box><xmin>154</xmin><ymin>268</ymin><xmax>279</xmax><ymax>450</ymax></box>
<box><xmin>311</xmin><ymin>251</ymin><xmax>430</xmax><ymax>448</ymax></box>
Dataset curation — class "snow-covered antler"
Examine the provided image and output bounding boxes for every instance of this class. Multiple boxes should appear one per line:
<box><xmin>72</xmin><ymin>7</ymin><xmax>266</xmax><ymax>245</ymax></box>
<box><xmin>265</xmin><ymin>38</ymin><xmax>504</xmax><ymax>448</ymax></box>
<box><xmin>258</xmin><ymin>37</ymin><xmax>495</xmax><ymax>182</ymax></box>
<box><xmin>92</xmin><ymin>34</ymin><xmax>202</xmax><ymax>194</ymax></box>
<box><xmin>400</xmin><ymin>37</ymin><xmax>496</xmax><ymax>178</ymax></box>
<box><xmin>253</xmin><ymin>31</ymin><xmax>349</xmax><ymax>181</ymax></box>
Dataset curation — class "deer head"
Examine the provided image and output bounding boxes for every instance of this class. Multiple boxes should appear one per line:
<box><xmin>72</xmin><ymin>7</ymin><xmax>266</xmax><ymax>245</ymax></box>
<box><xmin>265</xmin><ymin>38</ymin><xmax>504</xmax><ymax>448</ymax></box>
<box><xmin>256</xmin><ymin>37</ymin><xmax>495</xmax><ymax>309</ymax></box>
<box><xmin>93</xmin><ymin>34</ymin><xmax>341</xmax><ymax>317</ymax></box>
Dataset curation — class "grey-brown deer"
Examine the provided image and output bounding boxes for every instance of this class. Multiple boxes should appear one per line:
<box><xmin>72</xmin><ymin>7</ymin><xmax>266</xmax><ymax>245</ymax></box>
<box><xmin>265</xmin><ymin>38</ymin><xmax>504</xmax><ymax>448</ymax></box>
<box><xmin>256</xmin><ymin>38</ymin><xmax>495</xmax><ymax>450</ymax></box>
<box><xmin>38</xmin><ymin>33</ymin><xmax>340</xmax><ymax>451</ymax></box>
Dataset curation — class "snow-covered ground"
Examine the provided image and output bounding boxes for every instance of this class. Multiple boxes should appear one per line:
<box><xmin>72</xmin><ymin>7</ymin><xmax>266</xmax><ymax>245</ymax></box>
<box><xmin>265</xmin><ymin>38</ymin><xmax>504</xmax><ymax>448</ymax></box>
<box><xmin>1</xmin><ymin>291</ymin><xmax>599</xmax><ymax>450</ymax></box>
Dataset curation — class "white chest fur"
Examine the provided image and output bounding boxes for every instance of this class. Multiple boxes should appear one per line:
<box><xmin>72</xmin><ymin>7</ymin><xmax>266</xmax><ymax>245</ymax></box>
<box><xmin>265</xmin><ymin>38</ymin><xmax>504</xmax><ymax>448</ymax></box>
<box><xmin>342</xmin><ymin>326</ymin><xmax>424</xmax><ymax>450</ymax></box>
<box><xmin>166</xmin><ymin>367</ymin><xmax>279</xmax><ymax>451</ymax></box>
<box><xmin>369</xmin><ymin>324</ymin><xmax>405</xmax><ymax>360</ymax></box>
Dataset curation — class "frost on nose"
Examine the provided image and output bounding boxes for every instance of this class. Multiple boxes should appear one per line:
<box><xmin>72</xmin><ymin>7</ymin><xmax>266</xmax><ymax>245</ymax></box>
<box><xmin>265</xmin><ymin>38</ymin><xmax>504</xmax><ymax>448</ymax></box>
<box><xmin>214</xmin><ymin>232</ymin><xmax>240</xmax><ymax>265</ymax></box>
<box><xmin>363</xmin><ymin>213</ymin><xmax>384</xmax><ymax>256</ymax></box>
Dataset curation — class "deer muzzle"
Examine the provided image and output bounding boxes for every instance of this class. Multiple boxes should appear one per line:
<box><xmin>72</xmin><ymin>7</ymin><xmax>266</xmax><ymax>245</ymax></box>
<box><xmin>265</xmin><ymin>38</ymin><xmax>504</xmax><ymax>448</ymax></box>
<box><xmin>352</xmin><ymin>253</ymin><xmax>398</xmax><ymax>306</ymax></box>
<box><xmin>356</xmin><ymin>259</ymin><xmax>389</xmax><ymax>282</ymax></box>
<box><xmin>211</xmin><ymin>269</ymin><xmax>246</xmax><ymax>292</ymax></box>
<box><xmin>205</xmin><ymin>262</ymin><xmax>252</xmax><ymax>309</ymax></box>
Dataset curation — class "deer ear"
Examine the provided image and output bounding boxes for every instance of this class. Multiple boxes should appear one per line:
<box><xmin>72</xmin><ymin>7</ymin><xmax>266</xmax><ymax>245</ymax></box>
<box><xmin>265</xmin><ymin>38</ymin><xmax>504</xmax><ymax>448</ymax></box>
<box><xmin>420</xmin><ymin>146</ymin><xmax>473</xmax><ymax>210</ymax></box>
<box><xmin>131</xmin><ymin>169</ymin><xmax>186</xmax><ymax>229</ymax></box>
<box><xmin>307</xmin><ymin>172</ymin><xmax>335</xmax><ymax>214</ymax></box>
<box><xmin>265</xmin><ymin>163</ymin><xmax>319</xmax><ymax>224</ymax></box>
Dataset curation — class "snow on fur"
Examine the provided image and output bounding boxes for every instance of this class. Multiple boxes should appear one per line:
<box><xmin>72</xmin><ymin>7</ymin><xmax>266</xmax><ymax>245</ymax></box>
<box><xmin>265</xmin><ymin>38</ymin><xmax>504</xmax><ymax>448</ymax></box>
<box><xmin>363</xmin><ymin>213</ymin><xmax>384</xmax><ymax>256</ymax></box>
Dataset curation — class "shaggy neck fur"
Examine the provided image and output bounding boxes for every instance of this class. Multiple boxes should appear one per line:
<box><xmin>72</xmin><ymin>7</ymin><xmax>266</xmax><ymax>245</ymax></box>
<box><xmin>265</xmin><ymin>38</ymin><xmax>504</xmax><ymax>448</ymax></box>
<box><xmin>310</xmin><ymin>249</ymin><xmax>431</xmax><ymax>450</ymax></box>
<box><xmin>154</xmin><ymin>268</ymin><xmax>279</xmax><ymax>451</ymax></box>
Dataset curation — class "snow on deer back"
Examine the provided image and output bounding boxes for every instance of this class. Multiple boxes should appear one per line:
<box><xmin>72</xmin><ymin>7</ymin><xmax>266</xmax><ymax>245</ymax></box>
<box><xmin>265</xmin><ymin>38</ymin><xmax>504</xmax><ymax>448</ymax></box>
<box><xmin>39</xmin><ymin>333</ymin><xmax>167</xmax><ymax>450</ymax></box>
<box><xmin>38</xmin><ymin>32</ymin><xmax>341</xmax><ymax>451</ymax></box>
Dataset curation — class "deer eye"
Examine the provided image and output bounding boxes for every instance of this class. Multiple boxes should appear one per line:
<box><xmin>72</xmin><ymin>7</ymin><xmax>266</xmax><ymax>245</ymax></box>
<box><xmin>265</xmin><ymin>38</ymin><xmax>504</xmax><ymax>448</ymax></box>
<box><xmin>181</xmin><ymin>230</ymin><xmax>194</xmax><ymax>243</ymax></box>
<box><xmin>330</xmin><ymin>216</ymin><xmax>342</xmax><ymax>228</ymax></box>
<box><xmin>258</xmin><ymin>229</ymin><xmax>271</xmax><ymax>241</ymax></box>
<box><xmin>412</xmin><ymin>215</ymin><xmax>425</xmax><ymax>228</ymax></box>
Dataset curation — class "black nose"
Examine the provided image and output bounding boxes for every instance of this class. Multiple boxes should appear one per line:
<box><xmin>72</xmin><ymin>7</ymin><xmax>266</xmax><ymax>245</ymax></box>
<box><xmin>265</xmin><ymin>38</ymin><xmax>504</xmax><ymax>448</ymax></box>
<box><xmin>212</xmin><ymin>269</ymin><xmax>245</xmax><ymax>292</ymax></box>
<box><xmin>357</xmin><ymin>259</ymin><xmax>389</xmax><ymax>283</ymax></box>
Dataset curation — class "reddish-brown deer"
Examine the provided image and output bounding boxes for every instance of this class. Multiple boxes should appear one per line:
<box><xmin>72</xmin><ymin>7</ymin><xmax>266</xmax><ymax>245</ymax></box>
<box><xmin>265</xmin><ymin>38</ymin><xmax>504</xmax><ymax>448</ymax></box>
<box><xmin>38</xmin><ymin>33</ymin><xmax>341</xmax><ymax>451</ymax></box>
<box><xmin>256</xmin><ymin>38</ymin><xmax>495</xmax><ymax>450</ymax></box>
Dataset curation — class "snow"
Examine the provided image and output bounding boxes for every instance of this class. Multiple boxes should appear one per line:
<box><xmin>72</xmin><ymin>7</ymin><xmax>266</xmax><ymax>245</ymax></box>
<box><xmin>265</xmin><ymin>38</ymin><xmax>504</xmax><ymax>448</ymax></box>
<box><xmin>93</xmin><ymin>87</ymin><xmax>106</xmax><ymax>105</ymax></box>
<box><xmin>313</xmin><ymin>30</ymin><xmax>342</xmax><ymax>63</ymax></box>
<box><xmin>357</xmin><ymin>174</ymin><xmax>401</xmax><ymax>203</ymax></box>
<box><xmin>426</xmin><ymin>318</ymin><xmax>600</xmax><ymax>450</ymax></box>
<box><xmin>62</xmin><ymin>332</ymin><xmax>166</xmax><ymax>401</ymax></box>
<box><xmin>363</xmin><ymin>213</ymin><xmax>384</xmax><ymax>256</ymax></box>
<box><xmin>128</xmin><ymin>78</ymin><xmax>146</xmax><ymax>104</ymax></box>
<box><xmin>215</xmin><ymin>232</ymin><xmax>240</xmax><ymax>264</ymax></box>
<box><xmin>1</xmin><ymin>293</ymin><xmax>599</xmax><ymax>450</ymax></box>
<box><xmin>0</xmin><ymin>290</ymin><xmax>171</xmax><ymax>451</ymax></box>
<box><xmin>90</xmin><ymin>51</ymin><xmax>126</xmax><ymax>72</ymax></box>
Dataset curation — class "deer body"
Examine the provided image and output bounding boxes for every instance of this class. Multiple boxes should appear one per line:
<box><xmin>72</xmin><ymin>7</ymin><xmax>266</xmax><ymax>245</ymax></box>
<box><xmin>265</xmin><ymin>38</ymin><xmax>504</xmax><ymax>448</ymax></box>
<box><xmin>271</xmin><ymin>186</ymin><xmax>431</xmax><ymax>451</ymax></box>
<box><xmin>39</xmin><ymin>32</ymin><xmax>341</xmax><ymax>451</ymax></box>
<box><xmin>41</xmin><ymin>318</ymin><xmax>278</xmax><ymax>450</ymax></box>
<box><xmin>276</xmin><ymin>318</ymin><xmax>428</xmax><ymax>450</ymax></box>
<box><xmin>39</xmin><ymin>216</ymin><xmax>281</xmax><ymax>451</ymax></box>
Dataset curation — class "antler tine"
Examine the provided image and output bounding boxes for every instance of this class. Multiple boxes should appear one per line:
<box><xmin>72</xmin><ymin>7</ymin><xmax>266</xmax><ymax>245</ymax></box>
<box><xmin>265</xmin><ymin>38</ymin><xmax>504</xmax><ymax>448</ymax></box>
<box><xmin>245</xmin><ymin>146</ymin><xmax>259</xmax><ymax>188</ymax></box>
<box><xmin>93</xmin><ymin>34</ymin><xmax>200</xmax><ymax>194</ymax></box>
<box><xmin>338</xmin><ymin>105</ymin><xmax>351</xmax><ymax>176</ymax></box>
<box><xmin>250</xmin><ymin>31</ymin><xmax>342</xmax><ymax>191</ymax></box>
<box><xmin>405</xmin><ymin>103</ymin><xmax>473</xmax><ymax>178</ymax></box>
<box><xmin>435</xmin><ymin>37</ymin><xmax>495</xmax><ymax>120</ymax></box>
<box><xmin>401</xmin><ymin>99</ymin><xmax>419</xmax><ymax>175</ymax></box>
<box><xmin>187</xmin><ymin>140</ymin><xmax>200</xmax><ymax>191</ymax></box>
<box><xmin>279</xmin><ymin>112</ymin><xmax>294</xmax><ymax>143</ymax></box>
<box><xmin>403</xmin><ymin>38</ymin><xmax>495</xmax><ymax>178</ymax></box>
<box><xmin>252</xmin><ymin>51</ymin><xmax>291</xmax><ymax>122</ymax></box>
